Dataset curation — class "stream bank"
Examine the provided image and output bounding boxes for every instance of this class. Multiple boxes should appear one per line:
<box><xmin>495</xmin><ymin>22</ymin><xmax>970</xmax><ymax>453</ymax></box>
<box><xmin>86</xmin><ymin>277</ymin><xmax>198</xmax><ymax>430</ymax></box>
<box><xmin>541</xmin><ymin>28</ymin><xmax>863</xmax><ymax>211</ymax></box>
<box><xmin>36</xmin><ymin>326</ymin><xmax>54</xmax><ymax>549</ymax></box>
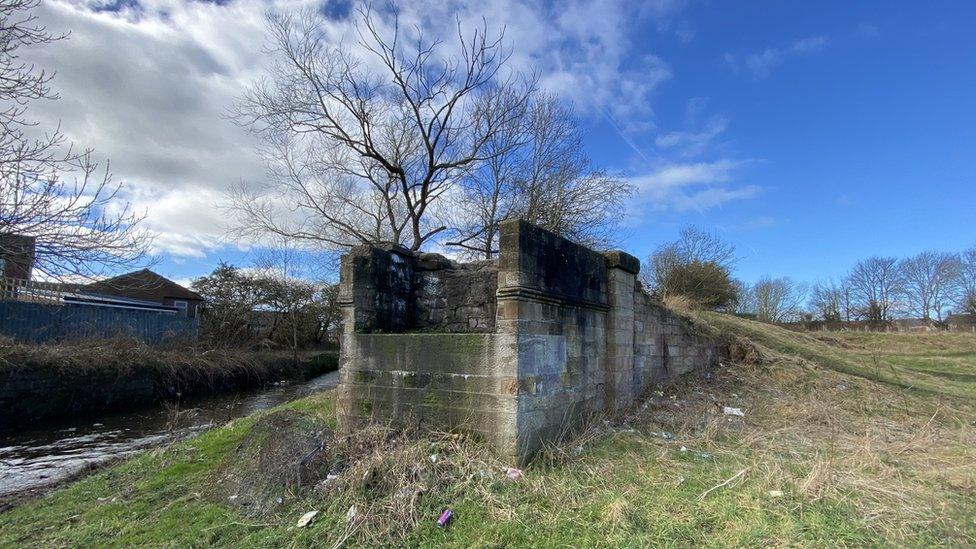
<box><xmin>0</xmin><ymin>341</ymin><xmax>338</xmax><ymax>427</ymax></box>
<box><xmin>0</xmin><ymin>369</ymin><xmax>341</xmax><ymax>508</ymax></box>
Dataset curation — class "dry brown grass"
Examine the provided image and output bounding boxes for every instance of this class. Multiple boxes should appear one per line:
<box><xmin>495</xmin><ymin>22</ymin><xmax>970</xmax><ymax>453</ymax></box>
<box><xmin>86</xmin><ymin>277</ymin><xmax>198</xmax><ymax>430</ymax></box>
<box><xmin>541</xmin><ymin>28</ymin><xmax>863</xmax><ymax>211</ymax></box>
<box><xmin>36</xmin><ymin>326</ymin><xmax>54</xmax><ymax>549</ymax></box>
<box><xmin>0</xmin><ymin>335</ymin><xmax>266</xmax><ymax>377</ymax></box>
<box><xmin>606</xmin><ymin>331</ymin><xmax>976</xmax><ymax>543</ymax></box>
<box><xmin>662</xmin><ymin>292</ymin><xmax>697</xmax><ymax>314</ymax></box>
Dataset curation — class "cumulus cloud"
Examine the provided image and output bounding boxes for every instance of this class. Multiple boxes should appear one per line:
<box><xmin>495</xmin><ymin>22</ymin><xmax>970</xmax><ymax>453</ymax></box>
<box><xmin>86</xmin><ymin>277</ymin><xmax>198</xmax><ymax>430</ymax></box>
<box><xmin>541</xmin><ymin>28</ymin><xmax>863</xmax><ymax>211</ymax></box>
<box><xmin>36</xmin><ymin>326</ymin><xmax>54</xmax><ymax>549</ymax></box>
<box><xmin>725</xmin><ymin>35</ymin><xmax>829</xmax><ymax>78</ymax></box>
<box><xmin>23</xmin><ymin>0</ymin><xmax>758</xmax><ymax>261</ymax></box>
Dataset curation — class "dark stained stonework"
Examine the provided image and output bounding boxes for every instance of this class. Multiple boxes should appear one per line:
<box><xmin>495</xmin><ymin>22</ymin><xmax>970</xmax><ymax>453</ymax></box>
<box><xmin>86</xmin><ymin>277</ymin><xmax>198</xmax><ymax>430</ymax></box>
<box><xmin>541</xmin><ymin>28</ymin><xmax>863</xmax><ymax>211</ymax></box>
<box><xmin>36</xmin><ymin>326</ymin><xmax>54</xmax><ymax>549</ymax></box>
<box><xmin>339</xmin><ymin>244</ymin><xmax>498</xmax><ymax>334</ymax></box>
<box><xmin>337</xmin><ymin>219</ymin><xmax>727</xmax><ymax>464</ymax></box>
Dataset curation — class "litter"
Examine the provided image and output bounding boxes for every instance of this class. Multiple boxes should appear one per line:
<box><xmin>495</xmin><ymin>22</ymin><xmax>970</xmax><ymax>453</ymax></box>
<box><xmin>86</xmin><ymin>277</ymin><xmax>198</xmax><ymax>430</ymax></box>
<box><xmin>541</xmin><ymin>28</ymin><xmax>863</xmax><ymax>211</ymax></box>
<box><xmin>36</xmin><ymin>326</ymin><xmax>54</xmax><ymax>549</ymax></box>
<box><xmin>437</xmin><ymin>508</ymin><xmax>454</xmax><ymax>528</ymax></box>
<box><xmin>698</xmin><ymin>467</ymin><xmax>750</xmax><ymax>500</ymax></box>
<box><xmin>722</xmin><ymin>406</ymin><xmax>745</xmax><ymax>417</ymax></box>
<box><xmin>768</xmin><ymin>490</ymin><xmax>785</xmax><ymax>498</ymax></box>
<box><xmin>346</xmin><ymin>505</ymin><xmax>359</xmax><ymax>523</ymax></box>
<box><xmin>648</xmin><ymin>431</ymin><xmax>675</xmax><ymax>440</ymax></box>
<box><xmin>296</xmin><ymin>510</ymin><xmax>319</xmax><ymax>528</ymax></box>
<box><xmin>679</xmin><ymin>446</ymin><xmax>712</xmax><ymax>459</ymax></box>
<box><xmin>429</xmin><ymin>453</ymin><xmax>440</xmax><ymax>463</ymax></box>
<box><xmin>505</xmin><ymin>467</ymin><xmax>523</xmax><ymax>481</ymax></box>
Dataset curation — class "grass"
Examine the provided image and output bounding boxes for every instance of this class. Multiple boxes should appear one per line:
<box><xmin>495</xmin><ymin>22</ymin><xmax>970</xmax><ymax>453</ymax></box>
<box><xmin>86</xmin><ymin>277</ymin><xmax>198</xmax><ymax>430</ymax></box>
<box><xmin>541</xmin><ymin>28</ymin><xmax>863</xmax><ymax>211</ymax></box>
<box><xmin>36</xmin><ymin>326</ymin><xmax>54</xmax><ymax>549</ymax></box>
<box><xmin>702</xmin><ymin>313</ymin><xmax>976</xmax><ymax>399</ymax></box>
<box><xmin>1</xmin><ymin>315</ymin><xmax>974</xmax><ymax>547</ymax></box>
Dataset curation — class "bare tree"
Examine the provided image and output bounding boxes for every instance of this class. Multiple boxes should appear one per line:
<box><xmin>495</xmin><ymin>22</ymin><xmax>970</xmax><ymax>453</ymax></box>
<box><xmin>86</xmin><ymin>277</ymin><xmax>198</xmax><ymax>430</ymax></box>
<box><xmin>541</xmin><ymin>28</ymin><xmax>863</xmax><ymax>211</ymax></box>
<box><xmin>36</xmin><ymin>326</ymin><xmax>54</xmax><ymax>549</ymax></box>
<box><xmin>644</xmin><ymin>226</ymin><xmax>736</xmax><ymax>291</ymax></box>
<box><xmin>448</xmin><ymin>94</ymin><xmax>632</xmax><ymax>258</ymax></box>
<box><xmin>752</xmin><ymin>276</ymin><xmax>807</xmax><ymax>323</ymax></box>
<box><xmin>232</xmin><ymin>6</ymin><xmax>531</xmax><ymax>253</ymax></box>
<box><xmin>511</xmin><ymin>96</ymin><xmax>631</xmax><ymax>250</ymax></box>
<box><xmin>0</xmin><ymin>0</ymin><xmax>152</xmax><ymax>279</ymax></box>
<box><xmin>846</xmin><ymin>256</ymin><xmax>904</xmax><ymax>322</ymax></box>
<box><xmin>729</xmin><ymin>278</ymin><xmax>753</xmax><ymax>315</ymax></box>
<box><xmin>808</xmin><ymin>279</ymin><xmax>845</xmax><ymax>322</ymax></box>
<box><xmin>443</xmin><ymin>88</ymin><xmax>527</xmax><ymax>258</ymax></box>
<box><xmin>958</xmin><ymin>246</ymin><xmax>976</xmax><ymax>314</ymax></box>
<box><xmin>899</xmin><ymin>251</ymin><xmax>961</xmax><ymax>321</ymax></box>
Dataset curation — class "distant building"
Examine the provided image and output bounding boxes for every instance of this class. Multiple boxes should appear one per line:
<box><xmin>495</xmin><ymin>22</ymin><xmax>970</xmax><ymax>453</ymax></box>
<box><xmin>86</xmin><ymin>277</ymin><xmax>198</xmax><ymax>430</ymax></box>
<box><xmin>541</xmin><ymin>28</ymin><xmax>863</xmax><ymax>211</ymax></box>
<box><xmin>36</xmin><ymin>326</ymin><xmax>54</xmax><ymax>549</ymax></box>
<box><xmin>0</xmin><ymin>233</ymin><xmax>36</xmax><ymax>280</ymax></box>
<box><xmin>893</xmin><ymin>318</ymin><xmax>937</xmax><ymax>332</ymax></box>
<box><xmin>83</xmin><ymin>269</ymin><xmax>204</xmax><ymax>318</ymax></box>
<box><xmin>947</xmin><ymin>313</ymin><xmax>975</xmax><ymax>332</ymax></box>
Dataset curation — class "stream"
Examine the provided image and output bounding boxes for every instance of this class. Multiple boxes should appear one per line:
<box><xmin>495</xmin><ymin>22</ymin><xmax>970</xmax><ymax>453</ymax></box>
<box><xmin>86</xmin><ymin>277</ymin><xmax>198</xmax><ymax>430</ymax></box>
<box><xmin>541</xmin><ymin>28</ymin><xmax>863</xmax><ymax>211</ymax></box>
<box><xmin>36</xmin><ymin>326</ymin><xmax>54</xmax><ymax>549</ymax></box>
<box><xmin>0</xmin><ymin>369</ymin><xmax>340</xmax><ymax>503</ymax></box>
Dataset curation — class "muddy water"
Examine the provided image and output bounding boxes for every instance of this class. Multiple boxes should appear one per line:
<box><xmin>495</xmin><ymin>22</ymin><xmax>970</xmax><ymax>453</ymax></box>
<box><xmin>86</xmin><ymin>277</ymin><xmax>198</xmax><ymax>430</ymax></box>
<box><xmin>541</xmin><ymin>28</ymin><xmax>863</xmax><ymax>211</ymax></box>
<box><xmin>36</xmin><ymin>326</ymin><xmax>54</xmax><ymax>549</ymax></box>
<box><xmin>0</xmin><ymin>370</ymin><xmax>340</xmax><ymax>501</ymax></box>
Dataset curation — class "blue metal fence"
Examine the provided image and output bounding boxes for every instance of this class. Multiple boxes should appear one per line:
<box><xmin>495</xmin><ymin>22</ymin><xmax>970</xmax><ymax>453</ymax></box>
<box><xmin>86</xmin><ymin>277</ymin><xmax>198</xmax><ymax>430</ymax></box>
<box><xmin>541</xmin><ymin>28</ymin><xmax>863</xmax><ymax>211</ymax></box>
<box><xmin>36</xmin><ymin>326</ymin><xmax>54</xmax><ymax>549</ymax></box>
<box><xmin>0</xmin><ymin>300</ymin><xmax>198</xmax><ymax>344</ymax></box>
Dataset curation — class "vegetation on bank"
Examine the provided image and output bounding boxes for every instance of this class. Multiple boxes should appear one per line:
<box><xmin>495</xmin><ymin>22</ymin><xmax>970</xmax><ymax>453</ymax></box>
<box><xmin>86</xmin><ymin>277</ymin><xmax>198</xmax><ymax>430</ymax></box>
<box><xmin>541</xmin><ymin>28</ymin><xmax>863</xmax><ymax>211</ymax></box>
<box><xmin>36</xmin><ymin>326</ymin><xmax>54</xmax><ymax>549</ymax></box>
<box><xmin>0</xmin><ymin>336</ymin><xmax>337</xmax><ymax>376</ymax></box>
<box><xmin>0</xmin><ymin>337</ymin><xmax>339</xmax><ymax>425</ymax></box>
<box><xmin>1</xmin><ymin>315</ymin><xmax>974</xmax><ymax>547</ymax></box>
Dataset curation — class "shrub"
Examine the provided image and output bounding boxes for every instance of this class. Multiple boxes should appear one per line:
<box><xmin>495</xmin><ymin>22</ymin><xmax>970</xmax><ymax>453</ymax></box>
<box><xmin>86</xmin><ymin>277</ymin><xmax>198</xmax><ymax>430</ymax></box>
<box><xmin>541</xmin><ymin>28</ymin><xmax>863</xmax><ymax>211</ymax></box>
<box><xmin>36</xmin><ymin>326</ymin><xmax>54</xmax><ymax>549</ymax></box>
<box><xmin>659</xmin><ymin>260</ymin><xmax>736</xmax><ymax>310</ymax></box>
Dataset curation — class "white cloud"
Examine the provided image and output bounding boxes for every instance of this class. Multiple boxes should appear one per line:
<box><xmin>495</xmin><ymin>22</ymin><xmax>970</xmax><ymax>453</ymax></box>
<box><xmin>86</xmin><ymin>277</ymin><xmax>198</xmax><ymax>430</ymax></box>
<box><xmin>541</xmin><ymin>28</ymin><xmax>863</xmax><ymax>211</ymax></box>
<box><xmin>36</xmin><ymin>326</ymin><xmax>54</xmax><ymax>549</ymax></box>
<box><xmin>23</xmin><ymin>0</ymin><xmax>757</xmax><ymax>258</ymax></box>
<box><xmin>725</xmin><ymin>35</ymin><xmax>829</xmax><ymax>78</ymax></box>
<box><xmin>654</xmin><ymin>115</ymin><xmax>728</xmax><ymax>156</ymax></box>
<box><xmin>627</xmin><ymin>159</ymin><xmax>760</xmax><ymax>215</ymax></box>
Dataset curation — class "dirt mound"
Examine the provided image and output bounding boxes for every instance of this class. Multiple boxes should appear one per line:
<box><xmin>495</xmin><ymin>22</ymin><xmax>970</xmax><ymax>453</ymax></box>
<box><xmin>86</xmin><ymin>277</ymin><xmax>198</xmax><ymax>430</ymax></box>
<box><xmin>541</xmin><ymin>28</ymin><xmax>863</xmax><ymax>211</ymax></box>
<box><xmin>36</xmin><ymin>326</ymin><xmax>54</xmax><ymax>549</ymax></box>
<box><xmin>210</xmin><ymin>409</ymin><xmax>334</xmax><ymax>514</ymax></box>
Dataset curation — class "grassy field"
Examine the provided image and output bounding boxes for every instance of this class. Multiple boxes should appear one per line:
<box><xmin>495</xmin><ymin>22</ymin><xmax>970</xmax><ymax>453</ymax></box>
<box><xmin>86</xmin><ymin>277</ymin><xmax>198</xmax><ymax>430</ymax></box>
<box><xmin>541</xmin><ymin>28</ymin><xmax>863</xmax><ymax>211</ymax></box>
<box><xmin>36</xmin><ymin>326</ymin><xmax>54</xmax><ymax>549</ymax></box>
<box><xmin>0</xmin><ymin>315</ymin><xmax>974</xmax><ymax>547</ymax></box>
<box><xmin>704</xmin><ymin>314</ymin><xmax>976</xmax><ymax>398</ymax></box>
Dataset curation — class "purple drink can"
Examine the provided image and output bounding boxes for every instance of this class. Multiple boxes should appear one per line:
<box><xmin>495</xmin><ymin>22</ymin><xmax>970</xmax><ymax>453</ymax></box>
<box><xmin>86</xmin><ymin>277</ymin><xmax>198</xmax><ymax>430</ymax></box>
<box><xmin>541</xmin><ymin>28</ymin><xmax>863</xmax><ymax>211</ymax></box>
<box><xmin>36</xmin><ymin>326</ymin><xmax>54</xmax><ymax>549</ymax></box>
<box><xmin>437</xmin><ymin>508</ymin><xmax>453</xmax><ymax>528</ymax></box>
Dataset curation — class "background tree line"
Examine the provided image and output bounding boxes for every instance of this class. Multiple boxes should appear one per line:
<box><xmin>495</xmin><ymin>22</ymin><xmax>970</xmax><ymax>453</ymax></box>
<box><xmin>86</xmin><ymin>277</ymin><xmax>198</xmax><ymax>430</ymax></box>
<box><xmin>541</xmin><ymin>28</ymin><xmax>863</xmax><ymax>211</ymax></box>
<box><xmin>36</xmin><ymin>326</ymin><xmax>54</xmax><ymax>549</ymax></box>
<box><xmin>646</xmin><ymin>225</ymin><xmax>976</xmax><ymax>328</ymax></box>
<box><xmin>807</xmin><ymin>248</ymin><xmax>976</xmax><ymax>326</ymax></box>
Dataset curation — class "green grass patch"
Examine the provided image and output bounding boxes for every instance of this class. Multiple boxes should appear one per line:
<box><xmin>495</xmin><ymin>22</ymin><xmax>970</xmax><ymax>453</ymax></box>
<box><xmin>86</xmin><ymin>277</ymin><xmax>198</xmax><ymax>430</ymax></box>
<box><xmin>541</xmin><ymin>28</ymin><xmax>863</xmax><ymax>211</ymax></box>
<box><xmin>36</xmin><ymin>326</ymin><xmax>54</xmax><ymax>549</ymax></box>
<box><xmin>702</xmin><ymin>313</ymin><xmax>976</xmax><ymax>399</ymax></box>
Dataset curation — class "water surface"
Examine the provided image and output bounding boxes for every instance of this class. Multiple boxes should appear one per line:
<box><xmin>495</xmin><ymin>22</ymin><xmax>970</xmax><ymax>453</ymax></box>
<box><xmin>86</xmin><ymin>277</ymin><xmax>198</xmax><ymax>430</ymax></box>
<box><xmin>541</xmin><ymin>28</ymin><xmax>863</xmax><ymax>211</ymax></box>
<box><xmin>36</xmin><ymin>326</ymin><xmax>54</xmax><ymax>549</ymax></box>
<box><xmin>0</xmin><ymin>370</ymin><xmax>339</xmax><ymax>501</ymax></box>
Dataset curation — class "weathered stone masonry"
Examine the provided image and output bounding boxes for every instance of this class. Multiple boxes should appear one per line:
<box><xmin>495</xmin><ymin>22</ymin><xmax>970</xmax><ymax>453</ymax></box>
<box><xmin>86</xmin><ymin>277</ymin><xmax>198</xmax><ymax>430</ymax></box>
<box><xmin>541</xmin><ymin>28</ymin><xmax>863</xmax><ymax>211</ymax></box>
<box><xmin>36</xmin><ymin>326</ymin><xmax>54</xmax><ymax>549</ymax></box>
<box><xmin>337</xmin><ymin>220</ymin><xmax>725</xmax><ymax>463</ymax></box>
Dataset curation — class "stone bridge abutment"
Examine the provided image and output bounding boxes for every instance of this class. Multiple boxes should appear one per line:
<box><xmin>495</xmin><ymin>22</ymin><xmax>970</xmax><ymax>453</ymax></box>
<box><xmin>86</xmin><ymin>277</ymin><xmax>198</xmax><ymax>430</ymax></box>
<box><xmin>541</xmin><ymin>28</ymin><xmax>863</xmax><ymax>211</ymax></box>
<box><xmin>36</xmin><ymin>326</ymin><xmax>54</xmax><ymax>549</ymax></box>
<box><xmin>337</xmin><ymin>219</ymin><xmax>725</xmax><ymax>463</ymax></box>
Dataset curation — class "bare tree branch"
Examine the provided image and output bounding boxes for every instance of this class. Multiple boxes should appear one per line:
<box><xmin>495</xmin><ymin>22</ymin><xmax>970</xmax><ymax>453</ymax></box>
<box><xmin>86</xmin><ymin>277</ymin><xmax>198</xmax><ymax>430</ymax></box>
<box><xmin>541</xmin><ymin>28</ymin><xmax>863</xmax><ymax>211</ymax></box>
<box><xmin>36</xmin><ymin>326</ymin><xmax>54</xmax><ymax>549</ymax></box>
<box><xmin>231</xmin><ymin>6</ymin><xmax>531</xmax><ymax>252</ymax></box>
<box><xmin>0</xmin><ymin>0</ymin><xmax>152</xmax><ymax>280</ymax></box>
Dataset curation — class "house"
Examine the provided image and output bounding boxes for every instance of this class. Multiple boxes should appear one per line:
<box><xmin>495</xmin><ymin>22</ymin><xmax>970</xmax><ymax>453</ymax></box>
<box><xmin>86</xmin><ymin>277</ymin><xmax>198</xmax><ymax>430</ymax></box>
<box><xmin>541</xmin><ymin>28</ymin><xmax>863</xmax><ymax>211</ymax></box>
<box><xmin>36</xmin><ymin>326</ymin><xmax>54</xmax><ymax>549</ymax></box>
<box><xmin>893</xmin><ymin>318</ymin><xmax>937</xmax><ymax>332</ymax></box>
<box><xmin>0</xmin><ymin>233</ymin><xmax>36</xmax><ymax>280</ymax></box>
<box><xmin>83</xmin><ymin>269</ymin><xmax>204</xmax><ymax>318</ymax></box>
<box><xmin>947</xmin><ymin>313</ymin><xmax>975</xmax><ymax>332</ymax></box>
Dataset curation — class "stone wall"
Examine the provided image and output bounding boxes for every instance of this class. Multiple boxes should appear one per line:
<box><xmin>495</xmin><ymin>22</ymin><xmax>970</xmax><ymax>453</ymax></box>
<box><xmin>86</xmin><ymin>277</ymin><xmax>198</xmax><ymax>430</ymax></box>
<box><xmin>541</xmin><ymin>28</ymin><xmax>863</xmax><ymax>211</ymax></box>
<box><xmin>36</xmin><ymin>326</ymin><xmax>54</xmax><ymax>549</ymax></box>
<box><xmin>339</xmin><ymin>244</ymin><xmax>497</xmax><ymax>334</ymax></box>
<box><xmin>495</xmin><ymin>219</ymin><xmax>611</xmax><ymax>456</ymax></box>
<box><xmin>337</xmin><ymin>220</ymin><xmax>726</xmax><ymax>463</ymax></box>
<box><xmin>336</xmin><ymin>333</ymin><xmax>518</xmax><ymax>453</ymax></box>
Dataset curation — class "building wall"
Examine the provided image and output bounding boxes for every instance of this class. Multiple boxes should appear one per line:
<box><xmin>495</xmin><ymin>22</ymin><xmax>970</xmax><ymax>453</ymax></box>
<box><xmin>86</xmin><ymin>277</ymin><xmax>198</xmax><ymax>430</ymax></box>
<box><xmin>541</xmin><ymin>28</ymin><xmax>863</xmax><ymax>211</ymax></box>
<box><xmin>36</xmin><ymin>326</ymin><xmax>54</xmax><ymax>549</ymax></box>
<box><xmin>0</xmin><ymin>300</ymin><xmax>199</xmax><ymax>344</ymax></box>
<box><xmin>161</xmin><ymin>297</ymin><xmax>203</xmax><ymax>318</ymax></box>
<box><xmin>337</xmin><ymin>220</ymin><xmax>726</xmax><ymax>464</ymax></box>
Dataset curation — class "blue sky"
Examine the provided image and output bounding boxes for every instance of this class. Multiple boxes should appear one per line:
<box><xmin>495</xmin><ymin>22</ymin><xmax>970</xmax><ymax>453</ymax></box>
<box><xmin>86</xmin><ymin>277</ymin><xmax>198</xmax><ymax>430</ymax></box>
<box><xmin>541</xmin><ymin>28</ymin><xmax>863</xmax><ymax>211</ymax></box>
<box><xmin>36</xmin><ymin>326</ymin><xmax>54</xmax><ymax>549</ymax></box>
<box><xmin>29</xmin><ymin>1</ymin><xmax>976</xmax><ymax>286</ymax></box>
<box><xmin>585</xmin><ymin>1</ymin><xmax>976</xmax><ymax>283</ymax></box>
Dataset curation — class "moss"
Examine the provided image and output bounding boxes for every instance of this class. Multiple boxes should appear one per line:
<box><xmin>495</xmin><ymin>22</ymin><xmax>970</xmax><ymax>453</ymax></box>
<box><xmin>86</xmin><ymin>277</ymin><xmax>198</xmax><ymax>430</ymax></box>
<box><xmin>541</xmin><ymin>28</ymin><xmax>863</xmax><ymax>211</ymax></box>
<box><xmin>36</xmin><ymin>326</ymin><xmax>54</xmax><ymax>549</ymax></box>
<box><xmin>422</xmin><ymin>391</ymin><xmax>440</xmax><ymax>407</ymax></box>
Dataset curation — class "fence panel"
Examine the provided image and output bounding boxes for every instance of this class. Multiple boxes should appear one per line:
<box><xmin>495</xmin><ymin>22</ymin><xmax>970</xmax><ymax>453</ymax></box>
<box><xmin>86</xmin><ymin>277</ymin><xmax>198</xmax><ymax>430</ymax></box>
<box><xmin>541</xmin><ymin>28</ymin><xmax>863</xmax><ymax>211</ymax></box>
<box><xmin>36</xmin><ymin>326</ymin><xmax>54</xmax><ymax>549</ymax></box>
<box><xmin>0</xmin><ymin>300</ymin><xmax>199</xmax><ymax>344</ymax></box>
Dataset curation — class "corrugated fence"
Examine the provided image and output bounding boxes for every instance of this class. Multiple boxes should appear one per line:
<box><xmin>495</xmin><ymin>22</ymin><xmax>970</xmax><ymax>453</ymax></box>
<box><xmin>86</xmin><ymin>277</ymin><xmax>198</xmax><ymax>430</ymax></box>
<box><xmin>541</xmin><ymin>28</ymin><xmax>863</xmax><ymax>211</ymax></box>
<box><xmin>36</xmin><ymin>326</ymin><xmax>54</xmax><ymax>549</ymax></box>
<box><xmin>0</xmin><ymin>300</ymin><xmax>199</xmax><ymax>344</ymax></box>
